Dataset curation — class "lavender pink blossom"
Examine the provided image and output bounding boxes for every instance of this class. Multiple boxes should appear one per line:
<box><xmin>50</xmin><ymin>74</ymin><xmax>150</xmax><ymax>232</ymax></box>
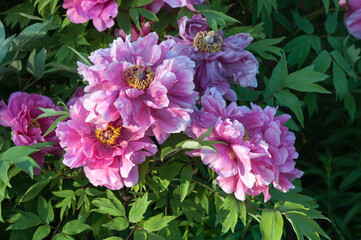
<box><xmin>185</xmin><ymin>88</ymin><xmax>303</xmax><ymax>201</ymax></box>
<box><xmin>63</xmin><ymin>0</ymin><xmax>118</xmax><ymax>32</ymax></box>
<box><xmin>340</xmin><ymin>0</ymin><xmax>361</xmax><ymax>39</ymax></box>
<box><xmin>168</xmin><ymin>14</ymin><xmax>259</xmax><ymax>101</ymax></box>
<box><xmin>56</xmin><ymin>96</ymin><xmax>157</xmax><ymax>189</ymax></box>
<box><xmin>0</xmin><ymin>92</ymin><xmax>62</xmax><ymax>173</ymax></box>
<box><xmin>77</xmin><ymin>32</ymin><xmax>199</xmax><ymax>144</ymax></box>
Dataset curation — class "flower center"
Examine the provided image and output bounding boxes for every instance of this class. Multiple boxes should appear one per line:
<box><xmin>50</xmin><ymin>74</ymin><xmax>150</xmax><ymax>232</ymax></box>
<box><xmin>193</xmin><ymin>31</ymin><xmax>223</xmax><ymax>53</ymax></box>
<box><xmin>243</xmin><ymin>131</ymin><xmax>250</xmax><ymax>141</ymax></box>
<box><xmin>29</xmin><ymin>119</ymin><xmax>40</xmax><ymax>129</ymax></box>
<box><xmin>124</xmin><ymin>65</ymin><xmax>155</xmax><ymax>90</ymax></box>
<box><xmin>95</xmin><ymin>125</ymin><xmax>121</xmax><ymax>146</ymax></box>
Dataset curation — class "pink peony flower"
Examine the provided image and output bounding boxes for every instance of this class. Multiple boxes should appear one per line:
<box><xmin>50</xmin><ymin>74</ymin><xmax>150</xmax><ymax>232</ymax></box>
<box><xmin>77</xmin><ymin>32</ymin><xmax>199</xmax><ymax>144</ymax></box>
<box><xmin>168</xmin><ymin>14</ymin><xmax>259</xmax><ymax>101</ymax></box>
<box><xmin>56</xmin><ymin>96</ymin><xmax>157</xmax><ymax>189</ymax></box>
<box><xmin>63</xmin><ymin>0</ymin><xmax>118</xmax><ymax>32</ymax></box>
<box><xmin>340</xmin><ymin>0</ymin><xmax>361</xmax><ymax>39</ymax></box>
<box><xmin>0</xmin><ymin>92</ymin><xmax>62</xmax><ymax>173</ymax></box>
<box><xmin>185</xmin><ymin>88</ymin><xmax>303</xmax><ymax>201</ymax></box>
<box><xmin>146</xmin><ymin>0</ymin><xmax>205</xmax><ymax>13</ymax></box>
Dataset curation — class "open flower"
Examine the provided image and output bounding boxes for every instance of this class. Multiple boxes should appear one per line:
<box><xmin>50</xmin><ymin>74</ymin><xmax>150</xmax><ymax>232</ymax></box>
<box><xmin>146</xmin><ymin>0</ymin><xmax>205</xmax><ymax>13</ymax></box>
<box><xmin>56</xmin><ymin>97</ymin><xmax>157</xmax><ymax>189</ymax></box>
<box><xmin>340</xmin><ymin>0</ymin><xmax>361</xmax><ymax>39</ymax></box>
<box><xmin>185</xmin><ymin>88</ymin><xmax>303</xmax><ymax>201</ymax></box>
<box><xmin>63</xmin><ymin>0</ymin><xmax>118</xmax><ymax>32</ymax></box>
<box><xmin>78</xmin><ymin>32</ymin><xmax>199</xmax><ymax>144</ymax></box>
<box><xmin>0</xmin><ymin>92</ymin><xmax>62</xmax><ymax>173</ymax></box>
<box><xmin>168</xmin><ymin>14</ymin><xmax>259</xmax><ymax>101</ymax></box>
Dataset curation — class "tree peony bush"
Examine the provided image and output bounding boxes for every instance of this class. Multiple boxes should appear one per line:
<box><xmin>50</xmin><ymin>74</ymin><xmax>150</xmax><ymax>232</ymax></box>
<box><xmin>1</xmin><ymin>0</ymin><xmax>360</xmax><ymax>240</ymax></box>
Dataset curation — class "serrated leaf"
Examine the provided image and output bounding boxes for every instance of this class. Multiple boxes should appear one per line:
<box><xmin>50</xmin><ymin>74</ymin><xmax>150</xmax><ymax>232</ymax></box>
<box><xmin>180</xmin><ymin>166</ymin><xmax>193</xmax><ymax>202</ymax></box>
<box><xmin>129</xmin><ymin>192</ymin><xmax>151</xmax><ymax>223</ymax></box>
<box><xmin>260</xmin><ymin>209</ymin><xmax>283</xmax><ymax>240</ymax></box>
<box><xmin>312</xmin><ymin>51</ymin><xmax>331</xmax><ymax>73</ymax></box>
<box><xmin>106</xmin><ymin>190</ymin><xmax>125</xmax><ymax>216</ymax></box>
<box><xmin>217</xmin><ymin>196</ymin><xmax>239</xmax><ymax>233</ymax></box>
<box><xmin>333</xmin><ymin>61</ymin><xmax>348</xmax><ymax>100</ymax></box>
<box><xmin>62</xmin><ymin>219</ymin><xmax>92</xmax><ymax>235</ymax></box>
<box><xmin>144</xmin><ymin>214</ymin><xmax>177</xmax><ymax>232</ymax></box>
<box><xmin>92</xmin><ymin>198</ymin><xmax>125</xmax><ymax>217</ymax></box>
<box><xmin>292</xmin><ymin>11</ymin><xmax>314</xmax><ymax>34</ymax></box>
<box><xmin>102</xmin><ymin>217</ymin><xmax>129</xmax><ymax>231</ymax></box>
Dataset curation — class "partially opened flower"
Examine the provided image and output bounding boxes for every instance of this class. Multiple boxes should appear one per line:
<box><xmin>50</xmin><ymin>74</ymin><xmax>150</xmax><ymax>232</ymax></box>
<box><xmin>185</xmin><ymin>88</ymin><xmax>303</xmax><ymax>201</ymax></box>
<box><xmin>0</xmin><ymin>92</ymin><xmax>62</xmax><ymax>173</ymax></box>
<box><xmin>56</xmin><ymin>97</ymin><xmax>157</xmax><ymax>189</ymax></box>
<box><xmin>168</xmin><ymin>14</ymin><xmax>259</xmax><ymax>101</ymax></box>
<box><xmin>63</xmin><ymin>0</ymin><xmax>118</xmax><ymax>32</ymax></box>
<box><xmin>146</xmin><ymin>0</ymin><xmax>205</xmax><ymax>14</ymax></box>
<box><xmin>115</xmin><ymin>18</ymin><xmax>152</xmax><ymax>41</ymax></box>
<box><xmin>340</xmin><ymin>0</ymin><xmax>361</xmax><ymax>39</ymax></box>
<box><xmin>78</xmin><ymin>32</ymin><xmax>199</xmax><ymax>144</ymax></box>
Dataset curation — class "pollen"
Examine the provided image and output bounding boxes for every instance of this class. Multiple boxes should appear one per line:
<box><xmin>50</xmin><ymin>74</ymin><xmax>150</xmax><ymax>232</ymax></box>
<box><xmin>124</xmin><ymin>65</ymin><xmax>155</xmax><ymax>90</ymax></box>
<box><xmin>193</xmin><ymin>31</ymin><xmax>223</xmax><ymax>53</ymax></box>
<box><xmin>243</xmin><ymin>130</ymin><xmax>250</xmax><ymax>141</ymax></box>
<box><xmin>95</xmin><ymin>125</ymin><xmax>122</xmax><ymax>146</ymax></box>
<box><xmin>29</xmin><ymin>119</ymin><xmax>40</xmax><ymax>129</ymax></box>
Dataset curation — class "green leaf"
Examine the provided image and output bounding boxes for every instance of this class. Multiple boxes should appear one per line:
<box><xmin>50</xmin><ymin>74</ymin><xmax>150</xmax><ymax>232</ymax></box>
<box><xmin>275</xmin><ymin>201</ymin><xmax>328</xmax><ymax>220</ymax></box>
<box><xmin>285</xmin><ymin>65</ymin><xmax>330</xmax><ymax>93</ymax></box>
<box><xmin>134</xmin><ymin>229</ymin><xmax>147</xmax><ymax>240</ymax></box>
<box><xmin>67</xmin><ymin>46</ymin><xmax>91</xmax><ymax>66</ymax></box>
<box><xmin>194</xmin><ymin>127</ymin><xmax>214</xmax><ymax>142</ymax></box>
<box><xmin>326</xmin><ymin>12</ymin><xmax>338</xmax><ymax>34</ymax></box>
<box><xmin>129</xmin><ymin>8</ymin><xmax>141</xmax><ymax>31</ymax></box>
<box><xmin>344</xmin><ymin>93</ymin><xmax>356</xmax><ymax>121</ymax></box>
<box><xmin>285</xmin><ymin>212</ymin><xmax>330</xmax><ymax>240</ymax></box>
<box><xmin>33</xmin><ymin>225</ymin><xmax>51</xmax><ymax>240</ymax></box>
<box><xmin>197</xmin><ymin>9</ymin><xmax>239</xmax><ymax>31</ymax></box>
<box><xmin>310</xmin><ymin>36</ymin><xmax>321</xmax><ymax>53</ymax></box>
<box><xmin>13</xmin><ymin>22</ymin><xmax>57</xmax><ymax>48</ymax></box>
<box><xmin>0</xmin><ymin>20</ymin><xmax>5</xmax><ymax>42</ymax></box>
<box><xmin>144</xmin><ymin>214</ymin><xmax>177</xmax><ymax>232</ymax></box>
<box><xmin>323</xmin><ymin>0</ymin><xmax>330</xmax><ymax>14</ymax></box>
<box><xmin>180</xmin><ymin>166</ymin><xmax>193</xmax><ymax>202</ymax></box>
<box><xmin>331</xmin><ymin>50</ymin><xmax>357</xmax><ymax>80</ymax></box>
<box><xmin>20</xmin><ymin>177</ymin><xmax>52</xmax><ymax>202</ymax></box>
<box><xmin>53</xmin><ymin>233</ymin><xmax>73</xmax><ymax>240</ymax></box>
<box><xmin>107</xmin><ymin>190</ymin><xmax>125</xmax><ymax>215</ymax></box>
<box><xmin>129</xmin><ymin>192</ymin><xmax>151</xmax><ymax>223</ymax></box>
<box><xmin>269</xmin><ymin>53</ymin><xmax>287</xmax><ymax>93</ymax></box>
<box><xmin>43</xmin><ymin>114</ymin><xmax>69</xmax><ymax>137</ymax></box>
<box><xmin>130</xmin><ymin>0</ymin><xmax>154</xmax><ymax>7</ymax></box>
<box><xmin>284</xmin><ymin>35</ymin><xmax>311</xmax><ymax>67</ymax></box>
<box><xmin>116</xmin><ymin>12</ymin><xmax>131</xmax><ymax>35</ymax></box>
<box><xmin>246</xmin><ymin>37</ymin><xmax>284</xmax><ymax>61</ymax></box>
<box><xmin>103</xmin><ymin>237</ymin><xmax>123</xmax><ymax>240</ymax></box>
<box><xmin>7</xmin><ymin>211</ymin><xmax>42</xmax><ymax>230</ymax></box>
<box><xmin>292</xmin><ymin>11</ymin><xmax>314</xmax><ymax>34</ymax></box>
<box><xmin>0</xmin><ymin>161</ymin><xmax>11</xmax><ymax>187</ymax></box>
<box><xmin>92</xmin><ymin>197</ymin><xmax>125</xmax><ymax>217</ymax></box>
<box><xmin>312</xmin><ymin>51</ymin><xmax>332</xmax><ymax>73</ymax></box>
<box><xmin>274</xmin><ymin>90</ymin><xmax>304</xmax><ymax>127</ymax></box>
<box><xmin>260</xmin><ymin>209</ymin><xmax>283</xmax><ymax>240</ymax></box>
<box><xmin>160</xmin><ymin>147</ymin><xmax>178</xmax><ymax>161</ymax></box>
<box><xmin>333</xmin><ymin>61</ymin><xmax>348</xmax><ymax>100</ymax></box>
<box><xmin>216</xmin><ymin>196</ymin><xmax>238</xmax><ymax>233</ymax></box>
<box><xmin>158</xmin><ymin>162</ymin><xmax>183</xmax><ymax>188</ymax></box>
<box><xmin>136</xmin><ymin>8</ymin><xmax>158</xmax><ymax>22</ymax></box>
<box><xmin>38</xmin><ymin>196</ymin><xmax>54</xmax><ymax>224</ymax></box>
<box><xmin>102</xmin><ymin>217</ymin><xmax>129</xmax><ymax>231</ymax></box>
<box><xmin>148</xmin><ymin>233</ymin><xmax>165</xmax><ymax>240</ymax></box>
<box><xmin>26</xmin><ymin>48</ymin><xmax>47</xmax><ymax>79</ymax></box>
<box><xmin>62</xmin><ymin>219</ymin><xmax>92</xmax><ymax>235</ymax></box>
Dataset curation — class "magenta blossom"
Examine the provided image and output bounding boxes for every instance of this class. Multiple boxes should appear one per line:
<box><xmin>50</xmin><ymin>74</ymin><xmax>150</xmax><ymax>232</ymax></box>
<box><xmin>340</xmin><ymin>0</ymin><xmax>361</xmax><ymax>39</ymax></box>
<box><xmin>146</xmin><ymin>0</ymin><xmax>205</xmax><ymax>14</ymax></box>
<box><xmin>63</xmin><ymin>0</ymin><xmax>118</xmax><ymax>32</ymax></box>
<box><xmin>0</xmin><ymin>92</ymin><xmax>62</xmax><ymax>173</ymax></box>
<box><xmin>56</xmin><ymin>97</ymin><xmax>157</xmax><ymax>190</ymax></box>
<box><xmin>78</xmin><ymin>32</ymin><xmax>199</xmax><ymax>144</ymax></box>
<box><xmin>185</xmin><ymin>88</ymin><xmax>303</xmax><ymax>201</ymax></box>
<box><xmin>67</xmin><ymin>87</ymin><xmax>85</xmax><ymax>108</ymax></box>
<box><xmin>168</xmin><ymin>14</ymin><xmax>259</xmax><ymax>101</ymax></box>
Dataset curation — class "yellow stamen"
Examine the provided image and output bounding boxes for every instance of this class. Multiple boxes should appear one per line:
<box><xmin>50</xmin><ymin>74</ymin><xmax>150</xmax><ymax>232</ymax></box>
<box><xmin>124</xmin><ymin>65</ymin><xmax>155</xmax><ymax>90</ymax></box>
<box><xmin>29</xmin><ymin>119</ymin><xmax>40</xmax><ymax>129</ymax></box>
<box><xmin>193</xmin><ymin>31</ymin><xmax>223</xmax><ymax>53</ymax></box>
<box><xmin>243</xmin><ymin>131</ymin><xmax>250</xmax><ymax>141</ymax></box>
<box><xmin>95</xmin><ymin>125</ymin><xmax>122</xmax><ymax>146</ymax></box>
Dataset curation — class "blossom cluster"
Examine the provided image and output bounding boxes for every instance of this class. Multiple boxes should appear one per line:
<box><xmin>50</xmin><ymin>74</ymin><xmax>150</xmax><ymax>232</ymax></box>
<box><xmin>0</xmin><ymin>2</ymin><xmax>307</xmax><ymax>202</ymax></box>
